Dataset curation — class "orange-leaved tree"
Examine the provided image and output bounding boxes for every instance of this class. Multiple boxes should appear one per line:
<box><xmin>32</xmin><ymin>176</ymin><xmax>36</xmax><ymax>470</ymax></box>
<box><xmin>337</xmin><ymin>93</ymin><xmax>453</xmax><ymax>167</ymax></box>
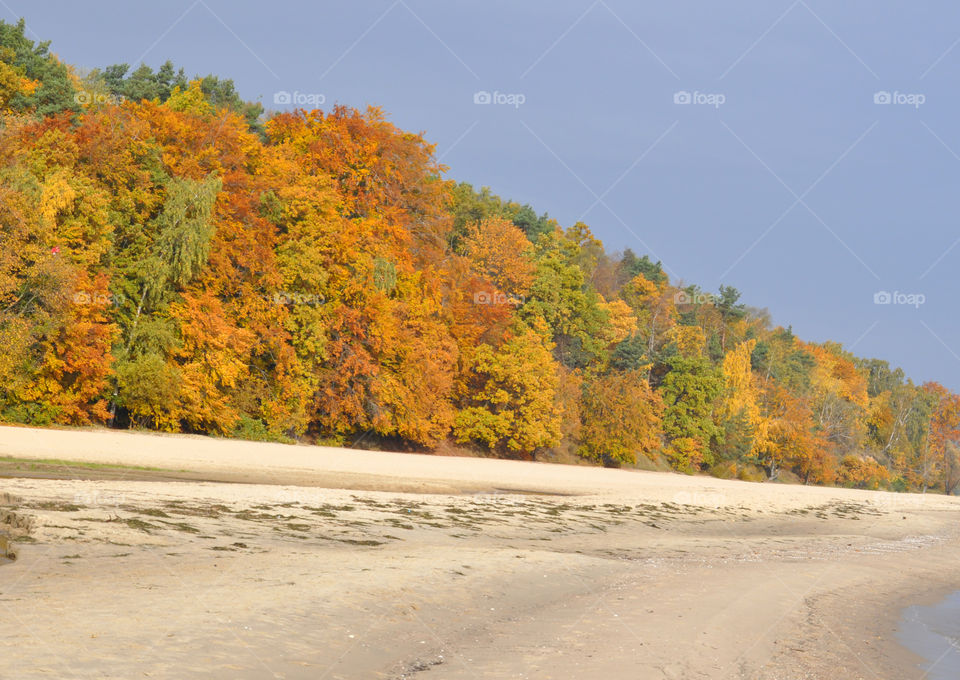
<box><xmin>578</xmin><ymin>369</ymin><xmax>664</xmax><ymax>466</ymax></box>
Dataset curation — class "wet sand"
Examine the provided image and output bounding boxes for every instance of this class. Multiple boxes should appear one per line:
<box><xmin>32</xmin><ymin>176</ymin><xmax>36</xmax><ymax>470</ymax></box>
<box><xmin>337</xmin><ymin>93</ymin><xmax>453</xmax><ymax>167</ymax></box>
<box><xmin>898</xmin><ymin>590</ymin><xmax>960</xmax><ymax>680</ymax></box>
<box><xmin>1</xmin><ymin>425</ymin><xmax>960</xmax><ymax>679</ymax></box>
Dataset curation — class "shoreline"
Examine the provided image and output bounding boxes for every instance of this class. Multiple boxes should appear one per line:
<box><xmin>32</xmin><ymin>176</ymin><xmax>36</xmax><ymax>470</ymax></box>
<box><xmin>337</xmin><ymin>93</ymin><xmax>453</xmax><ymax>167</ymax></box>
<box><xmin>822</xmin><ymin>550</ymin><xmax>960</xmax><ymax>680</ymax></box>
<box><xmin>2</xmin><ymin>425</ymin><xmax>960</xmax><ymax>678</ymax></box>
<box><xmin>894</xmin><ymin>587</ymin><xmax>960</xmax><ymax>680</ymax></box>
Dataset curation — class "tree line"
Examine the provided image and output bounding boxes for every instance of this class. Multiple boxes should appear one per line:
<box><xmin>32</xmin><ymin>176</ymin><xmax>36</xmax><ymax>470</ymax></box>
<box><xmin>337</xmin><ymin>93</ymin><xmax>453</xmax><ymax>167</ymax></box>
<box><xmin>2</xmin><ymin>20</ymin><xmax>959</xmax><ymax>493</ymax></box>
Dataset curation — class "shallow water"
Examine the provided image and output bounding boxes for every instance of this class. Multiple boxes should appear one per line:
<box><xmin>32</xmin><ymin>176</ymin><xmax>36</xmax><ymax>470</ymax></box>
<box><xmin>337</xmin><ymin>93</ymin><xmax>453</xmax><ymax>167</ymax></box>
<box><xmin>898</xmin><ymin>590</ymin><xmax>960</xmax><ymax>679</ymax></box>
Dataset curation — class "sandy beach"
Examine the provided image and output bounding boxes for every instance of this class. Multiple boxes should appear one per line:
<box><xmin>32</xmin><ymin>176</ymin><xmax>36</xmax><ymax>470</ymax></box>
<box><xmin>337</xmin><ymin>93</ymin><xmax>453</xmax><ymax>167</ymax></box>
<box><xmin>2</xmin><ymin>425</ymin><xmax>960</xmax><ymax>679</ymax></box>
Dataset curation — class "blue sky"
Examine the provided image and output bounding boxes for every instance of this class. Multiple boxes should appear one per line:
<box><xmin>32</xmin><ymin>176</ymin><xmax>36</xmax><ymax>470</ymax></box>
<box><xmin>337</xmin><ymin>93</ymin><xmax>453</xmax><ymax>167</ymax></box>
<box><xmin>11</xmin><ymin>1</ymin><xmax>960</xmax><ymax>388</ymax></box>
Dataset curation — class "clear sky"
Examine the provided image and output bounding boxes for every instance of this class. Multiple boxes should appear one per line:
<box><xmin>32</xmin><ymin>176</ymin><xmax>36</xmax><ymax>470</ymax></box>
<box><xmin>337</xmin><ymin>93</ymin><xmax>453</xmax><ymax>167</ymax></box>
<box><xmin>9</xmin><ymin>1</ymin><xmax>960</xmax><ymax>388</ymax></box>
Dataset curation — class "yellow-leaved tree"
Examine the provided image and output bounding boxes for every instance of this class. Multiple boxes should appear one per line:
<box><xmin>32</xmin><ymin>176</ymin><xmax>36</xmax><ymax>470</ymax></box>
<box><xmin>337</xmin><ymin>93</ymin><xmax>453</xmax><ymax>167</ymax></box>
<box><xmin>578</xmin><ymin>369</ymin><xmax>664</xmax><ymax>466</ymax></box>
<box><xmin>453</xmin><ymin>320</ymin><xmax>562</xmax><ymax>458</ymax></box>
<box><xmin>718</xmin><ymin>339</ymin><xmax>760</xmax><ymax>439</ymax></box>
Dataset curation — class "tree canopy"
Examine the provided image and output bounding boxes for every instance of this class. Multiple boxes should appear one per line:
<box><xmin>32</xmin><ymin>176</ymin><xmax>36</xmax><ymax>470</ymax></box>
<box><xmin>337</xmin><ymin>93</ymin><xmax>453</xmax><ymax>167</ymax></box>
<box><xmin>0</xmin><ymin>19</ymin><xmax>957</xmax><ymax>494</ymax></box>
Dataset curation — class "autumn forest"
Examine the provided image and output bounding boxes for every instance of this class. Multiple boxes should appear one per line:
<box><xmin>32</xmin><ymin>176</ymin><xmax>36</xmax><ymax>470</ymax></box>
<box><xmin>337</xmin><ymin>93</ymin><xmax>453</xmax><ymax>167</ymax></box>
<box><xmin>2</xmin><ymin>20</ymin><xmax>959</xmax><ymax>494</ymax></box>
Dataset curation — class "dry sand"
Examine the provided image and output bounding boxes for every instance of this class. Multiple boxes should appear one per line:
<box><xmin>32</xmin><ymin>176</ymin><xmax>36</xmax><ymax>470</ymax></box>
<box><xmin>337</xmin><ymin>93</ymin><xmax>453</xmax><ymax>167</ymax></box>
<box><xmin>1</xmin><ymin>424</ymin><xmax>959</xmax><ymax>679</ymax></box>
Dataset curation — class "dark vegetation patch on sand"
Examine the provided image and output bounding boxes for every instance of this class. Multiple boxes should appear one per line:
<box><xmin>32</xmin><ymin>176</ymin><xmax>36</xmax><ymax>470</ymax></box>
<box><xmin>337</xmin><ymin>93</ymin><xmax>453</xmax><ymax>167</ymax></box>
<box><xmin>8</xmin><ymin>487</ymin><xmax>881</xmax><ymax>562</ymax></box>
<box><xmin>0</xmin><ymin>456</ymin><xmax>186</xmax><ymax>482</ymax></box>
